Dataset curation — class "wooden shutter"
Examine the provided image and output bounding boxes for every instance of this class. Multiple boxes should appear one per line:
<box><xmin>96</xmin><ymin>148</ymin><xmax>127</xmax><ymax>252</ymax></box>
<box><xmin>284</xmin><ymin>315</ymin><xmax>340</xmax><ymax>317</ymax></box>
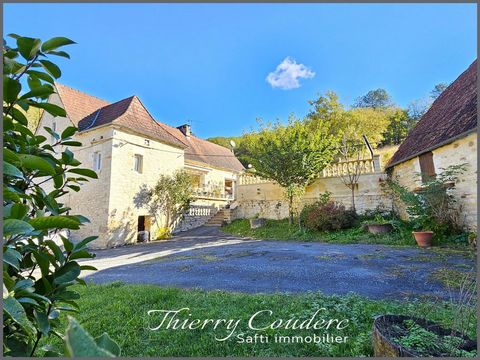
<box><xmin>419</xmin><ymin>152</ymin><xmax>436</xmax><ymax>182</ymax></box>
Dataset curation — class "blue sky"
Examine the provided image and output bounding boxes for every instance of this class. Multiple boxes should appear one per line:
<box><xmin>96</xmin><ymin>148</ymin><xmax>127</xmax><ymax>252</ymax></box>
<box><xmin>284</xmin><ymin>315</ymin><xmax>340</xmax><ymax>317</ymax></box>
<box><xmin>4</xmin><ymin>3</ymin><xmax>477</xmax><ymax>138</ymax></box>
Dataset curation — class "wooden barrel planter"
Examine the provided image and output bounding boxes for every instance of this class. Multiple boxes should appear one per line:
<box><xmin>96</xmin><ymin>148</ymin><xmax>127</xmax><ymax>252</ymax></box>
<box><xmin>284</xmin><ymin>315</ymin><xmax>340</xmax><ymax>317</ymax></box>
<box><xmin>372</xmin><ymin>315</ymin><xmax>476</xmax><ymax>357</ymax></box>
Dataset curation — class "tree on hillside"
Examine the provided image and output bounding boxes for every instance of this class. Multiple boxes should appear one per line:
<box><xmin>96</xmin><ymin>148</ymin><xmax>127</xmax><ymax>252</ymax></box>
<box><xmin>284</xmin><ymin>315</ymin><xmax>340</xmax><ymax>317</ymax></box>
<box><xmin>307</xmin><ymin>91</ymin><xmax>390</xmax><ymax>147</ymax></box>
<box><xmin>381</xmin><ymin>108</ymin><xmax>416</xmax><ymax>145</ymax></box>
<box><xmin>353</xmin><ymin>88</ymin><xmax>392</xmax><ymax>109</ymax></box>
<box><xmin>242</xmin><ymin>117</ymin><xmax>338</xmax><ymax>225</ymax></box>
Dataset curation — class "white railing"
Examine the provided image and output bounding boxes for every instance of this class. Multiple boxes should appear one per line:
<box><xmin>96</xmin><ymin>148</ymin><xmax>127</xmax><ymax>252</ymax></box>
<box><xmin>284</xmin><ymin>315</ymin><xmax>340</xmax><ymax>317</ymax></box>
<box><xmin>192</xmin><ymin>187</ymin><xmax>233</xmax><ymax>200</ymax></box>
<box><xmin>187</xmin><ymin>205</ymin><xmax>215</xmax><ymax>217</ymax></box>
<box><xmin>238</xmin><ymin>155</ymin><xmax>382</xmax><ymax>185</ymax></box>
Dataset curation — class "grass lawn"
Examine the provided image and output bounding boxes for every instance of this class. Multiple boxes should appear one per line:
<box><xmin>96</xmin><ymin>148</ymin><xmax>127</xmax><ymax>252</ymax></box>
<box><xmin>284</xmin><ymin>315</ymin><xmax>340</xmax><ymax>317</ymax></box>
<box><xmin>42</xmin><ymin>282</ymin><xmax>476</xmax><ymax>357</ymax></box>
<box><xmin>222</xmin><ymin>219</ymin><xmax>471</xmax><ymax>248</ymax></box>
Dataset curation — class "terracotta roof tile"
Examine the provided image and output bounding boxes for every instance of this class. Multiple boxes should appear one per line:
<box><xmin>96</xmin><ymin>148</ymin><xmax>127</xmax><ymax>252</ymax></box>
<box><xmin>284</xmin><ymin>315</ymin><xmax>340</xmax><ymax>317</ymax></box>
<box><xmin>387</xmin><ymin>60</ymin><xmax>477</xmax><ymax>168</ymax></box>
<box><xmin>56</xmin><ymin>83</ymin><xmax>244</xmax><ymax>171</ymax></box>
<box><xmin>55</xmin><ymin>83</ymin><xmax>110</xmax><ymax>126</ymax></box>
<box><xmin>78</xmin><ymin>96</ymin><xmax>188</xmax><ymax>148</ymax></box>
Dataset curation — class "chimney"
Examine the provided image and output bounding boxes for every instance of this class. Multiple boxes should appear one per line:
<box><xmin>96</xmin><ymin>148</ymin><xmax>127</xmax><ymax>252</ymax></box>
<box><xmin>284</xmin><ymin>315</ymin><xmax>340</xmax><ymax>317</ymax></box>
<box><xmin>177</xmin><ymin>124</ymin><xmax>191</xmax><ymax>137</ymax></box>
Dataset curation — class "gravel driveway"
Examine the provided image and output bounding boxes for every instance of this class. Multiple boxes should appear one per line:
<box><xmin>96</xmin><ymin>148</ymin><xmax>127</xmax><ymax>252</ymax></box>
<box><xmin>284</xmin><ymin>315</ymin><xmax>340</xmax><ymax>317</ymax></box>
<box><xmin>82</xmin><ymin>226</ymin><xmax>476</xmax><ymax>300</ymax></box>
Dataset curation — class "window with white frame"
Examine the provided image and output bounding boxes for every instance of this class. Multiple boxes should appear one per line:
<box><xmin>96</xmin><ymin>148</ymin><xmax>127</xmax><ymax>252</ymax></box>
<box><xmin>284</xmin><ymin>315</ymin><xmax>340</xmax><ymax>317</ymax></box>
<box><xmin>134</xmin><ymin>154</ymin><xmax>143</xmax><ymax>173</ymax></box>
<box><xmin>93</xmin><ymin>151</ymin><xmax>102</xmax><ymax>171</ymax></box>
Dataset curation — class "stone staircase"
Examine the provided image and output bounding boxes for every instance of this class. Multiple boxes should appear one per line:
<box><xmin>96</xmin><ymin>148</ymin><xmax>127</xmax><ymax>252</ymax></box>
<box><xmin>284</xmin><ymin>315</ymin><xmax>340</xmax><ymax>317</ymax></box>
<box><xmin>204</xmin><ymin>208</ymin><xmax>226</xmax><ymax>227</ymax></box>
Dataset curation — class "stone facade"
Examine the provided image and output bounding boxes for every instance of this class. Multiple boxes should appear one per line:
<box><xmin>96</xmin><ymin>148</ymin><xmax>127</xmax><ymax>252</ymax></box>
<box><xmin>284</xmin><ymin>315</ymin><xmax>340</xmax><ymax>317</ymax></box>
<box><xmin>391</xmin><ymin>132</ymin><xmax>477</xmax><ymax>230</ymax></box>
<box><xmin>35</xmin><ymin>93</ymin><xmax>241</xmax><ymax>248</ymax></box>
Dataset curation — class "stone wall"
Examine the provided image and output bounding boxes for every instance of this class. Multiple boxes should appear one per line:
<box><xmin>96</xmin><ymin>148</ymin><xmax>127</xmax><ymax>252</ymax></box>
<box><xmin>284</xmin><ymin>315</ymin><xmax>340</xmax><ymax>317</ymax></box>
<box><xmin>104</xmin><ymin>127</ymin><xmax>186</xmax><ymax>247</ymax></box>
<box><xmin>233</xmin><ymin>172</ymin><xmax>391</xmax><ymax>220</ymax></box>
<box><xmin>391</xmin><ymin>132</ymin><xmax>477</xmax><ymax>230</ymax></box>
<box><xmin>35</xmin><ymin>94</ymin><xmax>114</xmax><ymax>248</ymax></box>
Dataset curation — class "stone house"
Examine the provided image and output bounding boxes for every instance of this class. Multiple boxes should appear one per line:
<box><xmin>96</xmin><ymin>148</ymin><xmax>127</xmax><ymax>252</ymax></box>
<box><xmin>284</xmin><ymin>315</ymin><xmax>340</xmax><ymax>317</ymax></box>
<box><xmin>386</xmin><ymin>60</ymin><xmax>477</xmax><ymax>230</ymax></box>
<box><xmin>35</xmin><ymin>84</ymin><xmax>244</xmax><ymax>248</ymax></box>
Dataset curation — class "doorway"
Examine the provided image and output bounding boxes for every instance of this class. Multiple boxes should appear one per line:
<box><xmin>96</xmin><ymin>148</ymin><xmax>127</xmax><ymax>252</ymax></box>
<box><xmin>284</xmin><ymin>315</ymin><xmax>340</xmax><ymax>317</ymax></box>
<box><xmin>137</xmin><ymin>215</ymin><xmax>151</xmax><ymax>242</ymax></box>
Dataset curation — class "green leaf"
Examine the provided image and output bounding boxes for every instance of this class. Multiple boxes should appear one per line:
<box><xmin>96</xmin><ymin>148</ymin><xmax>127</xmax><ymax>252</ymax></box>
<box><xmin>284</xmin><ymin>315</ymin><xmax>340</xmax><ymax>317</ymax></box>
<box><xmin>74</xmin><ymin>236</ymin><xmax>97</xmax><ymax>250</ymax></box>
<box><xmin>3</xmin><ymin>161</ymin><xmax>24</xmax><ymax>179</ymax></box>
<box><xmin>61</xmin><ymin>126</ymin><xmax>77</xmax><ymax>139</ymax></box>
<box><xmin>61</xmin><ymin>236</ymin><xmax>74</xmax><ymax>252</ymax></box>
<box><xmin>26</xmin><ymin>70</ymin><xmax>55</xmax><ymax>84</ymax></box>
<box><xmin>69</xmin><ymin>250</ymin><xmax>94</xmax><ymax>261</ymax></box>
<box><xmin>3</xmin><ymin>248</ymin><xmax>22</xmax><ymax>269</ymax></box>
<box><xmin>3</xmin><ymin>148</ymin><xmax>21</xmax><ymax>165</ymax></box>
<box><xmin>29</xmin><ymin>215</ymin><xmax>81</xmax><ymax>230</ymax></box>
<box><xmin>61</xmin><ymin>141</ymin><xmax>82</xmax><ymax>147</ymax></box>
<box><xmin>41</xmin><ymin>37</ymin><xmax>75</xmax><ymax>52</ymax></box>
<box><xmin>46</xmin><ymin>50</ymin><xmax>71</xmax><ymax>59</ymax></box>
<box><xmin>68</xmin><ymin>168</ymin><xmax>98</xmax><ymax>179</ymax></box>
<box><xmin>45</xmin><ymin>240</ymin><xmax>65</xmax><ymax>263</ymax></box>
<box><xmin>18</xmin><ymin>154</ymin><xmax>56</xmax><ymax>175</ymax></box>
<box><xmin>10</xmin><ymin>203</ymin><xmax>29</xmax><ymax>219</ymax></box>
<box><xmin>32</xmin><ymin>251</ymin><xmax>50</xmax><ymax>277</ymax></box>
<box><xmin>10</xmin><ymin>107</ymin><xmax>29</xmax><ymax>125</ymax></box>
<box><xmin>39</xmin><ymin>60</ymin><xmax>61</xmax><ymax>79</ymax></box>
<box><xmin>3</xmin><ymin>75</ymin><xmax>21</xmax><ymax>103</ymax></box>
<box><xmin>3</xmin><ymin>219</ymin><xmax>35</xmax><ymax>236</ymax></box>
<box><xmin>53</xmin><ymin>262</ymin><xmax>81</xmax><ymax>284</ymax></box>
<box><xmin>34</xmin><ymin>310</ymin><xmax>51</xmax><ymax>335</ymax></box>
<box><xmin>80</xmin><ymin>265</ymin><xmax>97</xmax><ymax>271</ymax></box>
<box><xmin>17</xmin><ymin>37</ymin><xmax>42</xmax><ymax>60</ymax></box>
<box><xmin>95</xmin><ymin>333</ymin><xmax>121</xmax><ymax>356</ymax></box>
<box><xmin>4</xmin><ymin>295</ymin><xmax>37</xmax><ymax>335</ymax></box>
<box><xmin>13</xmin><ymin>279</ymin><xmax>34</xmax><ymax>292</ymax></box>
<box><xmin>65</xmin><ymin>317</ymin><xmax>116</xmax><ymax>357</ymax></box>
<box><xmin>29</xmin><ymin>101</ymin><xmax>66</xmax><ymax>117</ymax></box>
<box><xmin>20</xmin><ymin>84</ymin><xmax>54</xmax><ymax>100</ymax></box>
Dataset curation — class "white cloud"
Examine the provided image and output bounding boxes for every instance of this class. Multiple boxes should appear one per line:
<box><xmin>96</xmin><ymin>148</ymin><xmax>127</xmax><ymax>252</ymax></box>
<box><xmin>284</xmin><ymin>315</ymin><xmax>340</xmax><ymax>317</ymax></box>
<box><xmin>266</xmin><ymin>57</ymin><xmax>315</xmax><ymax>90</ymax></box>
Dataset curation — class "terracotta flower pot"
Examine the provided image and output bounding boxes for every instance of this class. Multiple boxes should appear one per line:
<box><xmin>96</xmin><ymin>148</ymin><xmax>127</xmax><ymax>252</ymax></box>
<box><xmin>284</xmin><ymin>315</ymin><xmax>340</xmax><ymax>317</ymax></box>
<box><xmin>412</xmin><ymin>231</ymin><xmax>433</xmax><ymax>247</ymax></box>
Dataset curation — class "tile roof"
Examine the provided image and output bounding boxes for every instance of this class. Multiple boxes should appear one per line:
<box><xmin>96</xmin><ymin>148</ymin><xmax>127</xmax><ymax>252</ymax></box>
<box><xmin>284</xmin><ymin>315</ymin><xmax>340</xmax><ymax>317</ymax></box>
<box><xmin>153</xmin><ymin>123</ymin><xmax>245</xmax><ymax>172</ymax></box>
<box><xmin>387</xmin><ymin>60</ymin><xmax>477</xmax><ymax>168</ymax></box>
<box><xmin>77</xmin><ymin>96</ymin><xmax>188</xmax><ymax>148</ymax></box>
<box><xmin>55</xmin><ymin>83</ymin><xmax>110</xmax><ymax>126</ymax></box>
<box><xmin>54</xmin><ymin>83</ymin><xmax>244</xmax><ymax>172</ymax></box>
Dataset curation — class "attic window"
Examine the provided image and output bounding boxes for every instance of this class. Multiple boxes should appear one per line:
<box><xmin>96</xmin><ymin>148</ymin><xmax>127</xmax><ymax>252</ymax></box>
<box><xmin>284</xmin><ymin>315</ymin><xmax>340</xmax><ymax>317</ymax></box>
<box><xmin>144</xmin><ymin>139</ymin><xmax>150</xmax><ymax>146</ymax></box>
<box><xmin>419</xmin><ymin>152</ymin><xmax>436</xmax><ymax>182</ymax></box>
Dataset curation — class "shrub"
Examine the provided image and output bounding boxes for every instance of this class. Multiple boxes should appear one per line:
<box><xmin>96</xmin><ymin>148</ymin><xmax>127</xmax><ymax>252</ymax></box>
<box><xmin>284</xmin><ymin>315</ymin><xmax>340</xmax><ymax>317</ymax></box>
<box><xmin>301</xmin><ymin>196</ymin><xmax>357</xmax><ymax>231</ymax></box>
<box><xmin>3</xmin><ymin>34</ymin><xmax>119</xmax><ymax>356</ymax></box>
<box><xmin>386</xmin><ymin>164</ymin><xmax>467</xmax><ymax>239</ymax></box>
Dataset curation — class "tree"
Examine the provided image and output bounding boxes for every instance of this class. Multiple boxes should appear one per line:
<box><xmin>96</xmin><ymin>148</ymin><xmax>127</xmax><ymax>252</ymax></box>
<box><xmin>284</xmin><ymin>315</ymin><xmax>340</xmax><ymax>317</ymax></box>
<box><xmin>353</xmin><ymin>88</ymin><xmax>392</xmax><ymax>109</ymax></box>
<box><xmin>336</xmin><ymin>136</ymin><xmax>369</xmax><ymax>212</ymax></box>
<box><xmin>242</xmin><ymin>116</ymin><xmax>338</xmax><ymax>224</ymax></box>
<box><xmin>430</xmin><ymin>82</ymin><xmax>449</xmax><ymax>100</ymax></box>
<box><xmin>3</xmin><ymin>35</ymin><xmax>119</xmax><ymax>356</ymax></box>
<box><xmin>133</xmin><ymin>170</ymin><xmax>193</xmax><ymax>237</ymax></box>
<box><xmin>381</xmin><ymin>108</ymin><xmax>416</xmax><ymax>145</ymax></box>
<box><xmin>307</xmin><ymin>92</ymin><xmax>390</xmax><ymax>147</ymax></box>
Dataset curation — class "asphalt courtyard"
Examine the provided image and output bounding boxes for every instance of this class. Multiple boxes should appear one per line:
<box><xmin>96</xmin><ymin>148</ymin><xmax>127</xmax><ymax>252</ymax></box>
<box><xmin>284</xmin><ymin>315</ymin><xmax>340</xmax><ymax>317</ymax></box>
<box><xmin>82</xmin><ymin>226</ymin><xmax>476</xmax><ymax>300</ymax></box>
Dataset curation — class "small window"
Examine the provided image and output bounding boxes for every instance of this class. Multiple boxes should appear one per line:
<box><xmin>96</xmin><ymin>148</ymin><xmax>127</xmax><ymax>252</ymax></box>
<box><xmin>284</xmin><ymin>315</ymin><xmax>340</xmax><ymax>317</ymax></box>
<box><xmin>134</xmin><ymin>154</ymin><xmax>143</xmax><ymax>173</ymax></box>
<box><xmin>51</xmin><ymin>121</ymin><xmax>57</xmax><ymax>143</ymax></box>
<box><xmin>144</xmin><ymin>139</ymin><xmax>150</xmax><ymax>146</ymax></box>
<box><xmin>419</xmin><ymin>152</ymin><xmax>436</xmax><ymax>182</ymax></box>
<box><xmin>93</xmin><ymin>151</ymin><xmax>102</xmax><ymax>171</ymax></box>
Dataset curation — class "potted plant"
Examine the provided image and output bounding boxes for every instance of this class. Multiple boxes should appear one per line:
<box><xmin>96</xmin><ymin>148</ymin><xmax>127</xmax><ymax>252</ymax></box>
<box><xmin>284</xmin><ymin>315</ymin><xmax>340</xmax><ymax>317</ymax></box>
<box><xmin>249</xmin><ymin>213</ymin><xmax>266</xmax><ymax>229</ymax></box>
<box><xmin>411</xmin><ymin>213</ymin><xmax>434</xmax><ymax>248</ymax></box>
<box><xmin>362</xmin><ymin>215</ymin><xmax>394</xmax><ymax>234</ymax></box>
<box><xmin>372</xmin><ymin>315</ymin><xmax>476</xmax><ymax>357</ymax></box>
